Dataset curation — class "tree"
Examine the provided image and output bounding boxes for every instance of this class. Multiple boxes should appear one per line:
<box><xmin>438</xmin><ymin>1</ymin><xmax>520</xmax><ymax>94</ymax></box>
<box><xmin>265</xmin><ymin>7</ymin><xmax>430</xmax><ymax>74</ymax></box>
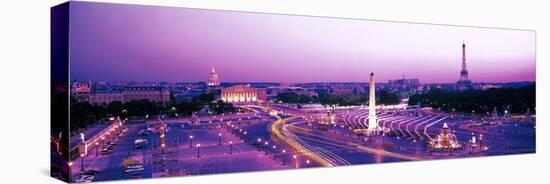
<box><xmin>209</xmin><ymin>100</ymin><xmax>236</xmax><ymax>114</ymax></box>
<box><xmin>276</xmin><ymin>92</ymin><xmax>316</xmax><ymax>104</ymax></box>
<box><xmin>107</xmin><ymin>101</ymin><xmax>124</xmax><ymax>117</ymax></box>
<box><xmin>173</xmin><ymin>101</ymin><xmax>202</xmax><ymax>116</ymax></box>
<box><xmin>123</xmin><ymin>100</ymin><xmax>161</xmax><ymax>117</ymax></box>
<box><xmin>377</xmin><ymin>90</ymin><xmax>401</xmax><ymax>105</ymax></box>
<box><xmin>409</xmin><ymin>83</ymin><xmax>535</xmax><ymax>114</ymax></box>
<box><xmin>193</xmin><ymin>93</ymin><xmax>215</xmax><ymax>104</ymax></box>
<box><xmin>70</xmin><ymin>101</ymin><xmax>98</xmax><ymax>131</ymax></box>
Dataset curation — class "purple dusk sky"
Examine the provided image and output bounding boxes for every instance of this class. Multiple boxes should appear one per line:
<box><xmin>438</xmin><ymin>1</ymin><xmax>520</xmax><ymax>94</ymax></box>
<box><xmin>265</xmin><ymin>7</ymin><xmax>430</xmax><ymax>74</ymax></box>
<box><xmin>69</xmin><ymin>2</ymin><xmax>535</xmax><ymax>83</ymax></box>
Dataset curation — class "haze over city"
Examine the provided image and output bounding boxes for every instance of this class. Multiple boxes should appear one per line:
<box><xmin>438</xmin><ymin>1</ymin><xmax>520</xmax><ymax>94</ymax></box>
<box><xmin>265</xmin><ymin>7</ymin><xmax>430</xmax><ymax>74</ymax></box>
<box><xmin>69</xmin><ymin>2</ymin><xmax>535</xmax><ymax>83</ymax></box>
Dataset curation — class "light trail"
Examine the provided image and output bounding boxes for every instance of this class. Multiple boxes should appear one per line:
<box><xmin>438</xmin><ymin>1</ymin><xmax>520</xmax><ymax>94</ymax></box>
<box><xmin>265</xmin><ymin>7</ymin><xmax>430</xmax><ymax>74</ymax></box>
<box><xmin>284</xmin><ymin>121</ymin><xmax>350</xmax><ymax>166</ymax></box>
<box><xmin>266</xmin><ymin>106</ymin><xmax>423</xmax><ymax>166</ymax></box>
<box><xmin>270</xmin><ymin>116</ymin><xmax>338</xmax><ymax>167</ymax></box>
<box><xmin>289</xmin><ymin>125</ymin><xmax>422</xmax><ymax>161</ymax></box>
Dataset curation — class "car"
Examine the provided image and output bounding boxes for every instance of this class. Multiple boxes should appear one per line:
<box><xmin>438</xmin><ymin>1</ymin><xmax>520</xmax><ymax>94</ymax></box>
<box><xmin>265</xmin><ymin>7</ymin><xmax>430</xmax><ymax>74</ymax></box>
<box><xmin>73</xmin><ymin>175</ymin><xmax>94</xmax><ymax>183</ymax></box>
<box><xmin>125</xmin><ymin>165</ymin><xmax>144</xmax><ymax>173</ymax></box>
<box><xmin>80</xmin><ymin>170</ymin><xmax>99</xmax><ymax>176</ymax></box>
<box><xmin>135</xmin><ymin>138</ymin><xmax>148</xmax><ymax>144</ymax></box>
<box><xmin>101</xmin><ymin>148</ymin><xmax>112</xmax><ymax>155</ymax></box>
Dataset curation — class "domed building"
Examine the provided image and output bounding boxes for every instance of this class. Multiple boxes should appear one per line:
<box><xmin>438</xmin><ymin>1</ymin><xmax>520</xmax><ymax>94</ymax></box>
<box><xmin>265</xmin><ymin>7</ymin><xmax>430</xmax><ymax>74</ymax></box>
<box><xmin>207</xmin><ymin>67</ymin><xmax>220</xmax><ymax>87</ymax></box>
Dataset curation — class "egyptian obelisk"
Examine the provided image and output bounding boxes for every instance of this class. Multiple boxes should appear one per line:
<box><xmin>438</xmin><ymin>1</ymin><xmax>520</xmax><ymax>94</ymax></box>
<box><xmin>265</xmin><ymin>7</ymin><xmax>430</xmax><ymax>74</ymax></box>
<box><xmin>368</xmin><ymin>72</ymin><xmax>378</xmax><ymax>130</ymax></box>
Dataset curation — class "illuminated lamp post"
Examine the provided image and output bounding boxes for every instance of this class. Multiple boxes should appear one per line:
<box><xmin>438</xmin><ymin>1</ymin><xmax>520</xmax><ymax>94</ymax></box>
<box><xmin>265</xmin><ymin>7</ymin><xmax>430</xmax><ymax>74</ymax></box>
<box><xmin>515</xmin><ymin>124</ymin><xmax>519</xmax><ymax>135</ymax></box>
<box><xmin>282</xmin><ymin>150</ymin><xmax>287</xmax><ymax>165</ymax></box>
<box><xmin>306</xmin><ymin>160</ymin><xmax>310</xmax><ymax>168</ymax></box>
<box><xmin>479</xmin><ymin>134</ymin><xmax>484</xmax><ymax>151</ymax></box>
<box><xmin>264</xmin><ymin>141</ymin><xmax>269</xmax><ymax>155</ymax></box>
<box><xmin>80</xmin><ymin>153</ymin><xmax>85</xmax><ymax>172</ymax></box>
<box><xmin>196</xmin><ymin>144</ymin><xmax>201</xmax><ymax>158</ymax></box>
<box><xmin>95</xmin><ymin>142</ymin><xmax>99</xmax><ymax>157</ymax></box>
<box><xmin>293</xmin><ymin>155</ymin><xmax>298</xmax><ymax>169</ymax></box>
<box><xmin>189</xmin><ymin>135</ymin><xmax>193</xmax><ymax>148</ymax></box>
<box><xmin>101</xmin><ymin>136</ymin><xmax>105</xmax><ymax>149</ymax></box>
<box><xmin>257</xmin><ymin>138</ymin><xmax>262</xmax><ymax>151</ymax></box>
<box><xmin>469</xmin><ymin>139</ymin><xmax>472</xmax><ymax>154</ymax></box>
<box><xmin>229</xmin><ymin>141</ymin><xmax>233</xmax><ymax>154</ymax></box>
<box><xmin>106</xmin><ymin>132</ymin><xmax>111</xmax><ymax>143</ymax></box>
<box><xmin>218</xmin><ymin>133</ymin><xmax>222</xmax><ymax>146</ymax></box>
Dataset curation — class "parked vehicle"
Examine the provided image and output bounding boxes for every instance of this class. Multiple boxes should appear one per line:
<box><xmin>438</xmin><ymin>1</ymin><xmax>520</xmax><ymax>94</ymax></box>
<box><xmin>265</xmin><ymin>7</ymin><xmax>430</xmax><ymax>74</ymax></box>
<box><xmin>134</xmin><ymin>138</ymin><xmax>148</xmax><ymax>149</ymax></box>
<box><xmin>80</xmin><ymin>170</ymin><xmax>99</xmax><ymax>176</ymax></box>
<box><xmin>73</xmin><ymin>175</ymin><xmax>94</xmax><ymax>183</ymax></box>
<box><xmin>123</xmin><ymin>158</ymin><xmax>144</xmax><ymax>175</ymax></box>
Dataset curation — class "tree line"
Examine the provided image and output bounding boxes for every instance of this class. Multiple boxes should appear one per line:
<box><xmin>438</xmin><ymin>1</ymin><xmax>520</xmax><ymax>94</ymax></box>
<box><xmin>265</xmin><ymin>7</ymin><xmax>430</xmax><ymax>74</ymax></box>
<box><xmin>408</xmin><ymin>83</ymin><xmax>535</xmax><ymax>115</ymax></box>
<box><xmin>70</xmin><ymin>93</ymin><xmax>235</xmax><ymax>131</ymax></box>
<box><xmin>275</xmin><ymin>90</ymin><xmax>401</xmax><ymax>107</ymax></box>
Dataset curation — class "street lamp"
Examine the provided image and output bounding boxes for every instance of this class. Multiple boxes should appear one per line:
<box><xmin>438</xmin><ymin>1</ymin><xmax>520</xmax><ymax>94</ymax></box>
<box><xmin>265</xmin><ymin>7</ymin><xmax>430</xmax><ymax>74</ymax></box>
<box><xmin>293</xmin><ymin>155</ymin><xmax>298</xmax><ymax>168</ymax></box>
<box><xmin>264</xmin><ymin>141</ymin><xmax>269</xmax><ymax>155</ymax></box>
<box><xmin>196</xmin><ymin>144</ymin><xmax>201</xmax><ymax>158</ymax></box>
<box><xmin>229</xmin><ymin>141</ymin><xmax>233</xmax><ymax>154</ymax></box>
<box><xmin>95</xmin><ymin>142</ymin><xmax>99</xmax><ymax>157</ymax></box>
<box><xmin>80</xmin><ymin>153</ymin><xmax>85</xmax><ymax>172</ymax></box>
<box><xmin>189</xmin><ymin>135</ymin><xmax>194</xmax><ymax>148</ymax></box>
<box><xmin>479</xmin><ymin>134</ymin><xmax>484</xmax><ymax>151</ymax></box>
<box><xmin>306</xmin><ymin>159</ymin><xmax>310</xmax><ymax>168</ymax></box>
<box><xmin>218</xmin><ymin>133</ymin><xmax>222</xmax><ymax>146</ymax></box>
<box><xmin>469</xmin><ymin>139</ymin><xmax>472</xmax><ymax>154</ymax></box>
<box><xmin>101</xmin><ymin>136</ymin><xmax>105</xmax><ymax>149</ymax></box>
<box><xmin>257</xmin><ymin>138</ymin><xmax>262</xmax><ymax>151</ymax></box>
<box><xmin>282</xmin><ymin>150</ymin><xmax>286</xmax><ymax>165</ymax></box>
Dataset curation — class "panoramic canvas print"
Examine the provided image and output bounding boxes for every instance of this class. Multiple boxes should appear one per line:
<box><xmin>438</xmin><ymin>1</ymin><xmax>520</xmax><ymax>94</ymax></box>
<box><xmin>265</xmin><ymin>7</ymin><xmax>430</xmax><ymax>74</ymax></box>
<box><xmin>51</xmin><ymin>1</ymin><xmax>536</xmax><ymax>183</ymax></box>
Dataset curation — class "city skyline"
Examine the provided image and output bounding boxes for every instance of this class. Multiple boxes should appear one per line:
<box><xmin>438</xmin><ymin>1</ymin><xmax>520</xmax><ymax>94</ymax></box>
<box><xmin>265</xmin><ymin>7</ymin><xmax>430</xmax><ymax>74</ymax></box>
<box><xmin>52</xmin><ymin>2</ymin><xmax>536</xmax><ymax>183</ymax></box>
<box><xmin>70</xmin><ymin>2</ymin><xmax>535</xmax><ymax>83</ymax></box>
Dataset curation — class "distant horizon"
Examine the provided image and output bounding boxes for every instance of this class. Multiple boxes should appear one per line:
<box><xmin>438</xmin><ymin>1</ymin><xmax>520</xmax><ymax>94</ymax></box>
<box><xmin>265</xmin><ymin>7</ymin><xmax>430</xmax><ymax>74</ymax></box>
<box><xmin>69</xmin><ymin>2</ymin><xmax>536</xmax><ymax>84</ymax></box>
<box><xmin>75</xmin><ymin>79</ymin><xmax>535</xmax><ymax>85</ymax></box>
